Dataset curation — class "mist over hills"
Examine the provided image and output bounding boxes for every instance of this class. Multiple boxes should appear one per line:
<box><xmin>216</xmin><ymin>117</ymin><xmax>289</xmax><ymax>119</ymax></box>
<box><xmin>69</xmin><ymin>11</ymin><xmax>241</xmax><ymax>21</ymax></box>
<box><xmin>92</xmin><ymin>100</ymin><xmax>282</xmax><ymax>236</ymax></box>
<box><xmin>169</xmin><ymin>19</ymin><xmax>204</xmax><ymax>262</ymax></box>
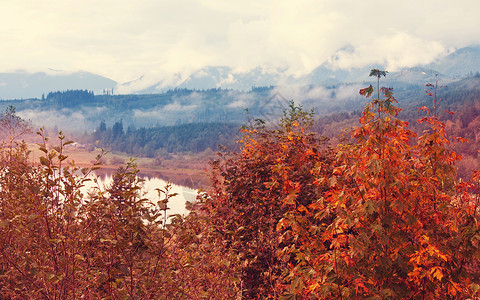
<box><xmin>1</xmin><ymin>45</ymin><xmax>480</xmax><ymax>100</ymax></box>
<box><xmin>0</xmin><ymin>45</ymin><xmax>479</xmax><ymax>136</ymax></box>
<box><xmin>427</xmin><ymin>45</ymin><xmax>480</xmax><ymax>77</ymax></box>
<box><xmin>129</xmin><ymin>44</ymin><xmax>480</xmax><ymax>93</ymax></box>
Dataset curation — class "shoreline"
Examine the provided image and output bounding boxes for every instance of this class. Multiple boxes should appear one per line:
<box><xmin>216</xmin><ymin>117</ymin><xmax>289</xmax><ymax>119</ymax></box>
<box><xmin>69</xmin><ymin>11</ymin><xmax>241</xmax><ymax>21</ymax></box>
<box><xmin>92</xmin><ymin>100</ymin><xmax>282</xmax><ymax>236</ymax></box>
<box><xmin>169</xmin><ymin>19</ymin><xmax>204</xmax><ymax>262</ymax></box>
<box><xmin>28</xmin><ymin>144</ymin><xmax>212</xmax><ymax>189</ymax></box>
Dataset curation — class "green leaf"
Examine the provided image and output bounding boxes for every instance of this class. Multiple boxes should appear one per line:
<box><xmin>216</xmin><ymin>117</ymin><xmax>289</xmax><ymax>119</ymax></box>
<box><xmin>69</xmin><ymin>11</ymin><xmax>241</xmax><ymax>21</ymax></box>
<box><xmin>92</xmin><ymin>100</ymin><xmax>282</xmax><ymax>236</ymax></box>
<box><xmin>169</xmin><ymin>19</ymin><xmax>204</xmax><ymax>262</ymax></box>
<box><xmin>283</xmin><ymin>194</ymin><xmax>296</xmax><ymax>205</ymax></box>
<box><xmin>38</xmin><ymin>146</ymin><xmax>48</xmax><ymax>153</ymax></box>
<box><xmin>46</xmin><ymin>273</ymin><xmax>55</xmax><ymax>281</ymax></box>
<box><xmin>39</xmin><ymin>156</ymin><xmax>50</xmax><ymax>166</ymax></box>
<box><xmin>229</xmin><ymin>277</ymin><xmax>241</xmax><ymax>284</ymax></box>
<box><xmin>369</xmin><ymin>68</ymin><xmax>388</xmax><ymax>78</ymax></box>
<box><xmin>74</xmin><ymin>254</ymin><xmax>85</xmax><ymax>261</ymax></box>
<box><xmin>368</xmin><ymin>159</ymin><xmax>381</xmax><ymax>175</ymax></box>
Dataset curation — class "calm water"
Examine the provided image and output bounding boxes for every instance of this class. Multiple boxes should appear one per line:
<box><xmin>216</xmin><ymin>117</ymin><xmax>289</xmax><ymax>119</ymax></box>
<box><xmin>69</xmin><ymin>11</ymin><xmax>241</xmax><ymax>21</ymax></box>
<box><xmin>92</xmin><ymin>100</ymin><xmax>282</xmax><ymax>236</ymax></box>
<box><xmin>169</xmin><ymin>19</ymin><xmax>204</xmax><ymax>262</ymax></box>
<box><xmin>84</xmin><ymin>173</ymin><xmax>198</xmax><ymax>218</ymax></box>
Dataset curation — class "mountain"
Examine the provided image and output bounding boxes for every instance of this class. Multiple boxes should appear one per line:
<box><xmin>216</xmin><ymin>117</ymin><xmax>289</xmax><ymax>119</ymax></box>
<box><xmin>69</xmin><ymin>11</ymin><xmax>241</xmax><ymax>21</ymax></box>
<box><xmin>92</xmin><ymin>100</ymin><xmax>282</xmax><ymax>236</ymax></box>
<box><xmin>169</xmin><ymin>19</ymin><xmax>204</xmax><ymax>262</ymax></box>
<box><xmin>426</xmin><ymin>45</ymin><xmax>480</xmax><ymax>78</ymax></box>
<box><xmin>179</xmin><ymin>66</ymin><xmax>283</xmax><ymax>91</ymax></box>
<box><xmin>304</xmin><ymin>64</ymin><xmax>377</xmax><ymax>85</ymax></box>
<box><xmin>134</xmin><ymin>66</ymin><xmax>282</xmax><ymax>94</ymax></box>
<box><xmin>3</xmin><ymin>45</ymin><xmax>480</xmax><ymax>99</ymax></box>
<box><xmin>131</xmin><ymin>45</ymin><xmax>480</xmax><ymax>94</ymax></box>
<box><xmin>384</xmin><ymin>67</ymin><xmax>449</xmax><ymax>85</ymax></box>
<box><xmin>0</xmin><ymin>70</ymin><xmax>117</xmax><ymax>99</ymax></box>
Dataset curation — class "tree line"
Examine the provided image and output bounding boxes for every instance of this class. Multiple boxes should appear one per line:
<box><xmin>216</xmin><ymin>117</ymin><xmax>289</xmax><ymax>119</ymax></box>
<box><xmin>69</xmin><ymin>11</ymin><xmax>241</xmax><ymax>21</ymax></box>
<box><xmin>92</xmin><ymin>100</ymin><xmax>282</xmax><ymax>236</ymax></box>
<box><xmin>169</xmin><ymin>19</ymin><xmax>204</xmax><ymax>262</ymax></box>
<box><xmin>87</xmin><ymin>120</ymin><xmax>240</xmax><ymax>156</ymax></box>
<box><xmin>43</xmin><ymin>89</ymin><xmax>95</xmax><ymax>107</ymax></box>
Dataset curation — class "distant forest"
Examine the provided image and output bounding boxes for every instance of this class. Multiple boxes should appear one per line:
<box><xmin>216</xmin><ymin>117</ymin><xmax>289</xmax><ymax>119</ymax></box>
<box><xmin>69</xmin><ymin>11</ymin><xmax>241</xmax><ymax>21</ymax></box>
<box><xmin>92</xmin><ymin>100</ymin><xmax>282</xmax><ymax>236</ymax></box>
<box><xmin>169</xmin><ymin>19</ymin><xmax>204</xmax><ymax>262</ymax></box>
<box><xmin>313</xmin><ymin>74</ymin><xmax>480</xmax><ymax>178</ymax></box>
<box><xmin>0</xmin><ymin>84</ymin><xmax>365</xmax><ymax>132</ymax></box>
<box><xmin>2</xmin><ymin>75</ymin><xmax>480</xmax><ymax>173</ymax></box>
<box><xmin>23</xmin><ymin>75</ymin><xmax>479</xmax><ymax>178</ymax></box>
<box><xmin>87</xmin><ymin>120</ymin><xmax>240</xmax><ymax>156</ymax></box>
<box><xmin>70</xmin><ymin>74</ymin><xmax>480</xmax><ymax>183</ymax></box>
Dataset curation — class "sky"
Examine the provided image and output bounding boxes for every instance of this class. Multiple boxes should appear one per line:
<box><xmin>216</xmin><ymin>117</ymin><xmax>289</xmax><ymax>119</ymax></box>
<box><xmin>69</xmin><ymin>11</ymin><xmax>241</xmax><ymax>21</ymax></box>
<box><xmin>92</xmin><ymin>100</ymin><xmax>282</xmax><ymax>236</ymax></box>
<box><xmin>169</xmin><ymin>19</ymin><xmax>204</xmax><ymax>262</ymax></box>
<box><xmin>1</xmin><ymin>0</ymin><xmax>480</xmax><ymax>88</ymax></box>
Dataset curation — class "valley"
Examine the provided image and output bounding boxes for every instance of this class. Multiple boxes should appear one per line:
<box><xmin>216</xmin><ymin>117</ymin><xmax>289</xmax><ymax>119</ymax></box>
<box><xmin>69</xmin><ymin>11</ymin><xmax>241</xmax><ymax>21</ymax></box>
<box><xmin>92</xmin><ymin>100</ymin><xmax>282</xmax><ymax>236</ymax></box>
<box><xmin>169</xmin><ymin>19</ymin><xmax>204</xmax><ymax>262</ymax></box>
<box><xmin>3</xmin><ymin>1</ymin><xmax>480</xmax><ymax>297</ymax></box>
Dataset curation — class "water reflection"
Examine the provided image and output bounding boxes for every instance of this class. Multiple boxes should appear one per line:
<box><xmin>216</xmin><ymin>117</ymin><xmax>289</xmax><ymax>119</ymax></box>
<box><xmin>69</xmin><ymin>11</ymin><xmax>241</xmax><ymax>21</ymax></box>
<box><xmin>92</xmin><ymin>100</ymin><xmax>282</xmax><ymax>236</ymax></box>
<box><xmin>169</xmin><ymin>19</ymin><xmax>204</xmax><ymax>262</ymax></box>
<box><xmin>84</xmin><ymin>171</ymin><xmax>197</xmax><ymax>218</ymax></box>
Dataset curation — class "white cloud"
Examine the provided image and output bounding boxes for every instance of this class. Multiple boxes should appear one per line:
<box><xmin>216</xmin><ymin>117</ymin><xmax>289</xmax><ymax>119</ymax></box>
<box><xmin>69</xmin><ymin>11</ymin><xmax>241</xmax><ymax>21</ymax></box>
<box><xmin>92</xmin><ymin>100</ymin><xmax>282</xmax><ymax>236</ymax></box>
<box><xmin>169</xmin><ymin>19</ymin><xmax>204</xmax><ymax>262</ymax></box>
<box><xmin>163</xmin><ymin>101</ymin><xmax>199</xmax><ymax>112</ymax></box>
<box><xmin>227</xmin><ymin>99</ymin><xmax>247</xmax><ymax>109</ymax></box>
<box><xmin>273</xmin><ymin>84</ymin><xmax>330</xmax><ymax>105</ymax></box>
<box><xmin>18</xmin><ymin>109</ymin><xmax>87</xmax><ymax>131</ymax></box>
<box><xmin>0</xmin><ymin>0</ymin><xmax>479</xmax><ymax>85</ymax></box>
<box><xmin>331</xmin><ymin>32</ymin><xmax>447</xmax><ymax>71</ymax></box>
<box><xmin>217</xmin><ymin>73</ymin><xmax>236</xmax><ymax>87</ymax></box>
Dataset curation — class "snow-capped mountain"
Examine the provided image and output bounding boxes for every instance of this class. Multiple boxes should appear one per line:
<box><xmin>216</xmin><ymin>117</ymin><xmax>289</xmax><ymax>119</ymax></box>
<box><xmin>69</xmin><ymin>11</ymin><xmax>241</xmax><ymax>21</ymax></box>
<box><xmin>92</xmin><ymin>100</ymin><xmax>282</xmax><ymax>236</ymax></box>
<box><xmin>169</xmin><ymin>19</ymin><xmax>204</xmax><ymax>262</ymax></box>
<box><xmin>3</xmin><ymin>45</ymin><xmax>480</xmax><ymax>99</ymax></box>
<box><xmin>426</xmin><ymin>45</ymin><xmax>480</xmax><ymax>78</ymax></box>
<box><xmin>131</xmin><ymin>65</ymin><xmax>284</xmax><ymax>94</ymax></box>
<box><xmin>133</xmin><ymin>45</ymin><xmax>480</xmax><ymax>94</ymax></box>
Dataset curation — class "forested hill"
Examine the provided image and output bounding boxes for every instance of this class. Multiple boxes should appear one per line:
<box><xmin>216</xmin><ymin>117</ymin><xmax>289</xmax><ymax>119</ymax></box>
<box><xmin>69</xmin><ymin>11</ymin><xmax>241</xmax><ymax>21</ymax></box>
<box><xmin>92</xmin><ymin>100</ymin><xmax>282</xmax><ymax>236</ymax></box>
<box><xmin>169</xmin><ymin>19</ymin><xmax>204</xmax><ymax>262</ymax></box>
<box><xmin>0</xmin><ymin>72</ymin><xmax>479</xmax><ymax>135</ymax></box>
<box><xmin>314</xmin><ymin>74</ymin><xmax>480</xmax><ymax>137</ymax></box>
<box><xmin>0</xmin><ymin>87</ymin><xmax>284</xmax><ymax>132</ymax></box>
<box><xmin>2</xmin><ymin>74</ymin><xmax>480</xmax><ymax>166</ymax></box>
<box><xmin>313</xmin><ymin>74</ymin><xmax>480</xmax><ymax>178</ymax></box>
<box><xmin>88</xmin><ymin>121</ymin><xmax>240</xmax><ymax>157</ymax></box>
<box><xmin>79</xmin><ymin>75</ymin><xmax>480</xmax><ymax>174</ymax></box>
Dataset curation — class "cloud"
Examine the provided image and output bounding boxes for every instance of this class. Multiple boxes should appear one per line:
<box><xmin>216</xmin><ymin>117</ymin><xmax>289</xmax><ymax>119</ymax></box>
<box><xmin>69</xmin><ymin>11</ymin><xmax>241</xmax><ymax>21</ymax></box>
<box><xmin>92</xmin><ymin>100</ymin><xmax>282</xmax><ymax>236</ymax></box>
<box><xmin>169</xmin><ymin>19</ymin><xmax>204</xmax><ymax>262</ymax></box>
<box><xmin>226</xmin><ymin>91</ymin><xmax>257</xmax><ymax>108</ymax></box>
<box><xmin>330</xmin><ymin>32</ymin><xmax>447</xmax><ymax>71</ymax></box>
<box><xmin>0</xmin><ymin>0</ymin><xmax>479</xmax><ymax>85</ymax></box>
<box><xmin>272</xmin><ymin>84</ymin><xmax>331</xmax><ymax>105</ymax></box>
<box><xmin>18</xmin><ymin>109</ymin><xmax>87</xmax><ymax>132</ymax></box>
<box><xmin>217</xmin><ymin>73</ymin><xmax>236</xmax><ymax>87</ymax></box>
<box><xmin>227</xmin><ymin>99</ymin><xmax>247</xmax><ymax>109</ymax></box>
<box><xmin>271</xmin><ymin>82</ymin><xmax>365</xmax><ymax>114</ymax></box>
<box><xmin>132</xmin><ymin>98</ymin><xmax>199</xmax><ymax>124</ymax></box>
<box><xmin>163</xmin><ymin>102</ymin><xmax>199</xmax><ymax>112</ymax></box>
<box><xmin>334</xmin><ymin>84</ymin><xmax>364</xmax><ymax>102</ymax></box>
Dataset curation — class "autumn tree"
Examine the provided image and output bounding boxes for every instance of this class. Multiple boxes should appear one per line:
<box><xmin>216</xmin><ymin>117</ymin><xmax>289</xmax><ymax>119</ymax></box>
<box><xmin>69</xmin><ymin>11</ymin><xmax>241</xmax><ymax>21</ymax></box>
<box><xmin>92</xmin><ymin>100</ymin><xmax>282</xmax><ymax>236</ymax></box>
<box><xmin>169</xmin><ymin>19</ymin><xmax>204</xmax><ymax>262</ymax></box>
<box><xmin>370</xmin><ymin>69</ymin><xmax>388</xmax><ymax>108</ymax></box>
<box><xmin>280</xmin><ymin>70</ymin><xmax>480</xmax><ymax>298</ymax></box>
<box><xmin>2</xmin><ymin>71</ymin><xmax>480</xmax><ymax>299</ymax></box>
<box><xmin>0</xmin><ymin>130</ymin><xmax>200</xmax><ymax>298</ymax></box>
<box><xmin>198</xmin><ymin>101</ymin><xmax>333</xmax><ymax>298</ymax></box>
<box><xmin>0</xmin><ymin>105</ymin><xmax>31</xmax><ymax>159</ymax></box>
<box><xmin>0</xmin><ymin>130</ymin><xmax>105</xmax><ymax>298</ymax></box>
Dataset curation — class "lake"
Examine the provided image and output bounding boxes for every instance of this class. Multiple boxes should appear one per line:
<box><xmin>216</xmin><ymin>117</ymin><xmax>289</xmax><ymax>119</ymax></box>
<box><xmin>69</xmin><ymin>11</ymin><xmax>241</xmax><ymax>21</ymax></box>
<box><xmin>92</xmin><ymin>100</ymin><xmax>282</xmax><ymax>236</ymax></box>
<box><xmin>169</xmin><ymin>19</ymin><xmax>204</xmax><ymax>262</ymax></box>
<box><xmin>84</xmin><ymin>171</ymin><xmax>198</xmax><ymax>219</ymax></box>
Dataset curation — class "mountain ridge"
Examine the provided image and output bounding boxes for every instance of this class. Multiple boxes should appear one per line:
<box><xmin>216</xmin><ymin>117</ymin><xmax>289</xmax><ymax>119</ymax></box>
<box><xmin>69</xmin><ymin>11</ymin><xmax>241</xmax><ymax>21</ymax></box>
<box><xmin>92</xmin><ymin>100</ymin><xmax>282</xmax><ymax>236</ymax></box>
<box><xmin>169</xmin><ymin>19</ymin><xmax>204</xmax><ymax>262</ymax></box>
<box><xmin>2</xmin><ymin>45</ymin><xmax>480</xmax><ymax>99</ymax></box>
<box><xmin>128</xmin><ymin>44</ymin><xmax>480</xmax><ymax>94</ymax></box>
<box><xmin>0</xmin><ymin>70</ymin><xmax>117</xmax><ymax>99</ymax></box>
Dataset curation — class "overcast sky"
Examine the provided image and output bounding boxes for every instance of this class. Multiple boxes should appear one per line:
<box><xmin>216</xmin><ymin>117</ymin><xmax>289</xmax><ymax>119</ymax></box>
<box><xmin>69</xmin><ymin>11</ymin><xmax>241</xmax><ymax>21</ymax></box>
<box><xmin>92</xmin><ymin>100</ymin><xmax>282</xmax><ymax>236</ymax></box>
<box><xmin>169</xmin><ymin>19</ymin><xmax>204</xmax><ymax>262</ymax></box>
<box><xmin>1</xmin><ymin>0</ymin><xmax>479</xmax><ymax>85</ymax></box>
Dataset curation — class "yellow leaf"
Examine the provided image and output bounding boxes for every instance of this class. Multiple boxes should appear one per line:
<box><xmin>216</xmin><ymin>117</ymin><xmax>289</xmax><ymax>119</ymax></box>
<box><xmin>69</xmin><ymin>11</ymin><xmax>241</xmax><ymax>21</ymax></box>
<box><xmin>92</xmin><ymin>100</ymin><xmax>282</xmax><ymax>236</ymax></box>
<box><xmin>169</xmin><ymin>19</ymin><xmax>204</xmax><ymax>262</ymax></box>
<box><xmin>430</xmin><ymin>267</ymin><xmax>444</xmax><ymax>281</ymax></box>
<box><xmin>297</xmin><ymin>204</ymin><xmax>308</xmax><ymax>213</ymax></box>
<box><xmin>75</xmin><ymin>254</ymin><xmax>85</xmax><ymax>261</ymax></box>
<box><xmin>307</xmin><ymin>282</ymin><xmax>319</xmax><ymax>292</ymax></box>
